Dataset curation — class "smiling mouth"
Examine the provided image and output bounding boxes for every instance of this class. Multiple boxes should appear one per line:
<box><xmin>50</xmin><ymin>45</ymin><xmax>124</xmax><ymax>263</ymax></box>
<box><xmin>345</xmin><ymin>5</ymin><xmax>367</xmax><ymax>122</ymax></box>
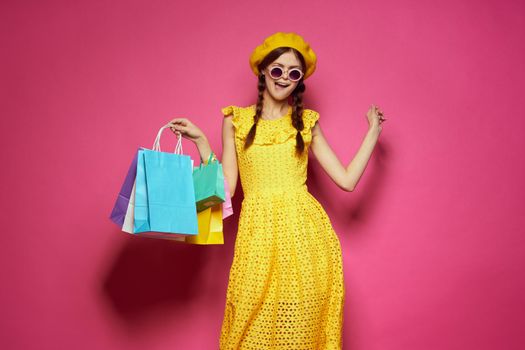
<box><xmin>275</xmin><ymin>82</ymin><xmax>290</xmax><ymax>88</ymax></box>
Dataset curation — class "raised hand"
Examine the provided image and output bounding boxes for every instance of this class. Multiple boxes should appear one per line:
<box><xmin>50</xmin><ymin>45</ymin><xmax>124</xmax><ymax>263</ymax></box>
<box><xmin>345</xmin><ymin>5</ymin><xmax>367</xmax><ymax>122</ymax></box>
<box><xmin>366</xmin><ymin>104</ymin><xmax>387</xmax><ymax>134</ymax></box>
<box><xmin>168</xmin><ymin>117</ymin><xmax>206</xmax><ymax>143</ymax></box>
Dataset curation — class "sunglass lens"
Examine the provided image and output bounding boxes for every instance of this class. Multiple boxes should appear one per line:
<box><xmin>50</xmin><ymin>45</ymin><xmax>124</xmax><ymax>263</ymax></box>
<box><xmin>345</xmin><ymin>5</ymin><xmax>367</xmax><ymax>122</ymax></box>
<box><xmin>270</xmin><ymin>67</ymin><xmax>283</xmax><ymax>78</ymax></box>
<box><xmin>289</xmin><ymin>69</ymin><xmax>302</xmax><ymax>81</ymax></box>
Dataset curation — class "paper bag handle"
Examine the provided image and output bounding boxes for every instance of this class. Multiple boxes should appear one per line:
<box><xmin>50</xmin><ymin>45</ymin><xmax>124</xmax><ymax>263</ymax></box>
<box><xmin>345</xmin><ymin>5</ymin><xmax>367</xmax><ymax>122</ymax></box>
<box><xmin>152</xmin><ymin>124</ymin><xmax>183</xmax><ymax>154</ymax></box>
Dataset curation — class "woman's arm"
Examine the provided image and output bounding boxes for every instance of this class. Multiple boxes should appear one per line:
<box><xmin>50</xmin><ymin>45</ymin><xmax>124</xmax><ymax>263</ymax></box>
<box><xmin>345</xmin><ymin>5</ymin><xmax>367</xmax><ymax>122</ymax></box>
<box><xmin>194</xmin><ymin>136</ymin><xmax>213</xmax><ymax>166</ymax></box>
<box><xmin>169</xmin><ymin>115</ymin><xmax>239</xmax><ymax>197</ymax></box>
<box><xmin>168</xmin><ymin>118</ymin><xmax>212</xmax><ymax>161</ymax></box>
<box><xmin>219</xmin><ymin>115</ymin><xmax>239</xmax><ymax>198</ymax></box>
<box><xmin>310</xmin><ymin>121</ymin><xmax>381</xmax><ymax>192</ymax></box>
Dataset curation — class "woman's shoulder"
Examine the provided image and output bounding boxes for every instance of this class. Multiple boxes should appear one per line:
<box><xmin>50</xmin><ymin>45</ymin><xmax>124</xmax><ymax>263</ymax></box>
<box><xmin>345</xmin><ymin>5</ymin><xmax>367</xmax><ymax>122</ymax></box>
<box><xmin>221</xmin><ymin>104</ymin><xmax>319</xmax><ymax>128</ymax></box>
<box><xmin>220</xmin><ymin>104</ymin><xmax>256</xmax><ymax>117</ymax></box>
<box><xmin>220</xmin><ymin>104</ymin><xmax>255</xmax><ymax>131</ymax></box>
<box><xmin>222</xmin><ymin>104</ymin><xmax>318</xmax><ymax>118</ymax></box>
<box><xmin>302</xmin><ymin>108</ymin><xmax>320</xmax><ymax>129</ymax></box>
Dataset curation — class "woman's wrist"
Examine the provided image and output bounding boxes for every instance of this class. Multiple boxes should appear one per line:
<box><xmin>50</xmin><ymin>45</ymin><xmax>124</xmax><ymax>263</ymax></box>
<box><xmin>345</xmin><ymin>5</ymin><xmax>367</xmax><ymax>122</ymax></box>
<box><xmin>367</xmin><ymin>124</ymin><xmax>381</xmax><ymax>137</ymax></box>
<box><xmin>195</xmin><ymin>135</ymin><xmax>213</xmax><ymax>164</ymax></box>
<box><xmin>204</xmin><ymin>152</ymin><xmax>218</xmax><ymax>165</ymax></box>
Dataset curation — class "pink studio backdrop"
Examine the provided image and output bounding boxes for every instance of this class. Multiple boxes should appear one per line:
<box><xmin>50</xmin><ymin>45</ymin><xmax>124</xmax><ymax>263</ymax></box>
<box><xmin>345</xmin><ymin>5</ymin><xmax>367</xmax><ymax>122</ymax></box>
<box><xmin>1</xmin><ymin>0</ymin><xmax>524</xmax><ymax>349</ymax></box>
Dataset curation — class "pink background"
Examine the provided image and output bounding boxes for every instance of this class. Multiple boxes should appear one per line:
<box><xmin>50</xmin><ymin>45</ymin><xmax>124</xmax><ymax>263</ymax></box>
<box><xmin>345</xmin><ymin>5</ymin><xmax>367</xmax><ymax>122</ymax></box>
<box><xmin>2</xmin><ymin>0</ymin><xmax>524</xmax><ymax>349</ymax></box>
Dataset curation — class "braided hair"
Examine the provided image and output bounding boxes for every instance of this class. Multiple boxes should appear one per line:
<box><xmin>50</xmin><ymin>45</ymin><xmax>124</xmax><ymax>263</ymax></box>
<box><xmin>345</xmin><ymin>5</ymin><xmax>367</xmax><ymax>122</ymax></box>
<box><xmin>244</xmin><ymin>47</ymin><xmax>307</xmax><ymax>155</ymax></box>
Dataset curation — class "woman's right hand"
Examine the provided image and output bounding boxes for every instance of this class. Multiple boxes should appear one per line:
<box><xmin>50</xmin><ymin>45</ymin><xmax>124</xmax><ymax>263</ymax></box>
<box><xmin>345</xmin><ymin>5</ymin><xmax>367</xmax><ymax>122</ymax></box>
<box><xmin>168</xmin><ymin>117</ymin><xmax>206</xmax><ymax>143</ymax></box>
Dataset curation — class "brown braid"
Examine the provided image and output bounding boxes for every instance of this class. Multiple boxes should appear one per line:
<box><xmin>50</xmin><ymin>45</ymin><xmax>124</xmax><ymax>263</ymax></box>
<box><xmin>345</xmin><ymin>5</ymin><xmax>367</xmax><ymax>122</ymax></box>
<box><xmin>244</xmin><ymin>47</ymin><xmax>307</xmax><ymax>155</ymax></box>
<box><xmin>243</xmin><ymin>73</ymin><xmax>265</xmax><ymax>150</ymax></box>
<box><xmin>291</xmin><ymin>80</ymin><xmax>306</xmax><ymax>155</ymax></box>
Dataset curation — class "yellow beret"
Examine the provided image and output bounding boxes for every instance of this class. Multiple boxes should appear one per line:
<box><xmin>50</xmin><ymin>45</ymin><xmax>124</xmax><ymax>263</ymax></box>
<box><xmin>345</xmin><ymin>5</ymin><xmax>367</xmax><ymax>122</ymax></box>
<box><xmin>249</xmin><ymin>32</ymin><xmax>317</xmax><ymax>80</ymax></box>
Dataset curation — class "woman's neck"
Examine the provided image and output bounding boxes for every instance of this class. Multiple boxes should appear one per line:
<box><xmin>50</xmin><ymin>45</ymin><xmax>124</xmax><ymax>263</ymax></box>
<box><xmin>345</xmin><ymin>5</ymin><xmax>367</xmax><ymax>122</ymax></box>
<box><xmin>261</xmin><ymin>91</ymin><xmax>290</xmax><ymax>119</ymax></box>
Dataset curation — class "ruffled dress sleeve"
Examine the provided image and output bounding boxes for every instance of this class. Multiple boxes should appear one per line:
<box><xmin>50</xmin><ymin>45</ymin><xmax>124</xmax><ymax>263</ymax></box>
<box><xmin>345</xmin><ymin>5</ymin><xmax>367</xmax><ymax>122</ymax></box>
<box><xmin>222</xmin><ymin>105</ymin><xmax>254</xmax><ymax>142</ymax></box>
<box><xmin>221</xmin><ymin>105</ymin><xmax>241</xmax><ymax>129</ymax></box>
<box><xmin>300</xmin><ymin>109</ymin><xmax>320</xmax><ymax>144</ymax></box>
<box><xmin>221</xmin><ymin>105</ymin><xmax>319</xmax><ymax>145</ymax></box>
<box><xmin>303</xmin><ymin>109</ymin><xmax>319</xmax><ymax>131</ymax></box>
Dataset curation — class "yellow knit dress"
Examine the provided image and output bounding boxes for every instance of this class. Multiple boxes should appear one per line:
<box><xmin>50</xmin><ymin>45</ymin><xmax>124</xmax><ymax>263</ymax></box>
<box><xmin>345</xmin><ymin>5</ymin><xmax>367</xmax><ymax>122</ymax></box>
<box><xmin>219</xmin><ymin>104</ymin><xmax>345</xmax><ymax>350</ymax></box>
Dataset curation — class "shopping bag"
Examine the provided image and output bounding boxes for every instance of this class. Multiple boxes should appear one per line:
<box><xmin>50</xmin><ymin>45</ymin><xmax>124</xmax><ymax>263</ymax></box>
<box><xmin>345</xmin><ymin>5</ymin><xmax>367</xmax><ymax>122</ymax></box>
<box><xmin>222</xmin><ymin>178</ymin><xmax>233</xmax><ymax>219</ymax></box>
<box><xmin>192</xmin><ymin>153</ymin><xmax>226</xmax><ymax>212</ymax></box>
<box><xmin>185</xmin><ymin>203</ymin><xmax>224</xmax><ymax>245</ymax></box>
<box><xmin>124</xmin><ymin>179</ymin><xmax>191</xmax><ymax>238</ymax></box>
<box><xmin>122</xmin><ymin>181</ymin><xmax>136</xmax><ymax>233</ymax></box>
<box><xmin>133</xmin><ymin>147</ymin><xmax>150</xmax><ymax>233</ymax></box>
<box><xmin>109</xmin><ymin>149</ymin><xmax>139</xmax><ymax>227</ymax></box>
<box><xmin>140</xmin><ymin>203</ymin><xmax>223</xmax><ymax>244</ymax></box>
<box><xmin>133</xmin><ymin>125</ymin><xmax>198</xmax><ymax>238</ymax></box>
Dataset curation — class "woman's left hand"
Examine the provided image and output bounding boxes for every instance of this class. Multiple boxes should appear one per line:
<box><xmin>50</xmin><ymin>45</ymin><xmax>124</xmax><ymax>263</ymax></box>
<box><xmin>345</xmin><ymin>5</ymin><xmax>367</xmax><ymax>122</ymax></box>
<box><xmin>366</xmin><ymin>104</ymin><xmax>387</xmax><ymax>132</ymax></box>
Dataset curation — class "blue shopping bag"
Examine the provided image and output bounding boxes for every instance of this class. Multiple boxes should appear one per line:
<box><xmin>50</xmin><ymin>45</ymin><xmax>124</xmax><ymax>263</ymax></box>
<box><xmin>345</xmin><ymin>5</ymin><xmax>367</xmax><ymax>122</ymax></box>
<box><xmin>133</xmin><ymin>125</ymin><xmax>198</xmax><ymax>237</ymax></box>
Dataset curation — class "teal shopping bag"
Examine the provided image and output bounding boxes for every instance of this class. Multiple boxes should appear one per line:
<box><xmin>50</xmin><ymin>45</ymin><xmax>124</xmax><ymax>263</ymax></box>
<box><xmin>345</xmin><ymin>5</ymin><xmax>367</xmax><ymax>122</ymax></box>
<box><xmin>192</xmin><ymin>153</ymin><xmax>226</xmax><ymax>212</ymax></box>
<box><xmin>133</xmin><ymin>126</ymin><xmax>198</xmax><ymax>237</ymax></box>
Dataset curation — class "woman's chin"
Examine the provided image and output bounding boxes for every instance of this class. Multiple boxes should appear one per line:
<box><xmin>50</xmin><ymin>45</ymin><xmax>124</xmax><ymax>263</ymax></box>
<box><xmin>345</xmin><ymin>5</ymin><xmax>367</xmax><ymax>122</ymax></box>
<box><xmin>268</xmin><ymin>90</ymin><xmax>291</xmax><ymax>101</ymax></box>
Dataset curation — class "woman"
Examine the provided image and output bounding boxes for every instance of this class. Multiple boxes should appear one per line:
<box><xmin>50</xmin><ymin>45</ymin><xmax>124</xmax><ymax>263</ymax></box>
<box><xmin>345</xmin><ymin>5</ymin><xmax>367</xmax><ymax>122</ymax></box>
<box><xmin>169</xmin><ymin>32</ymin><xmax>386</xmax><ymax>350</ymax></box>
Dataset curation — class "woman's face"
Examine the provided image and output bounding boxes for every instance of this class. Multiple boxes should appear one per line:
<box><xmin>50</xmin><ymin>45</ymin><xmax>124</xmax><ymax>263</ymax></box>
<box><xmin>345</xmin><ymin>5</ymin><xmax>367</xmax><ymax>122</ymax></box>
<box><xmin>262</xmin><ymin>50</ymin><xmax>303</xmax><ymax>102</ymax></box>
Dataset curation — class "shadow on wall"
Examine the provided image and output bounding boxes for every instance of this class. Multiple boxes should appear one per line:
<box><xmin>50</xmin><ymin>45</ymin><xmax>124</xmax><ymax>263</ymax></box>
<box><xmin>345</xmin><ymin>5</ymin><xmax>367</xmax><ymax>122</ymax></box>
<box><xmin>101</xmin><ymin>238</ymin><xmax>206</xmax><ymax>322</ymax></box>
<box><xmin>100</xmin><ymin>193</ymin><xmax>242</xmax><ymax>328</ymax></box>
<box><xmin>307</xmin><ymin>140</ymin><xmax>390</xmax><ymax>231</ymax></box>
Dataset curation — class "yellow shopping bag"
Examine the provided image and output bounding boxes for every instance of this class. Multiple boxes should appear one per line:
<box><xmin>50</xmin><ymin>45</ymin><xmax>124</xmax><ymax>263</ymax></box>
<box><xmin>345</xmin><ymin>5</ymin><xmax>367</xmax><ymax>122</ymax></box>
<box><xmin>185</xmin><ymin>203</ymin><xmax>224</xmax><ymax>245</ymax></box>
